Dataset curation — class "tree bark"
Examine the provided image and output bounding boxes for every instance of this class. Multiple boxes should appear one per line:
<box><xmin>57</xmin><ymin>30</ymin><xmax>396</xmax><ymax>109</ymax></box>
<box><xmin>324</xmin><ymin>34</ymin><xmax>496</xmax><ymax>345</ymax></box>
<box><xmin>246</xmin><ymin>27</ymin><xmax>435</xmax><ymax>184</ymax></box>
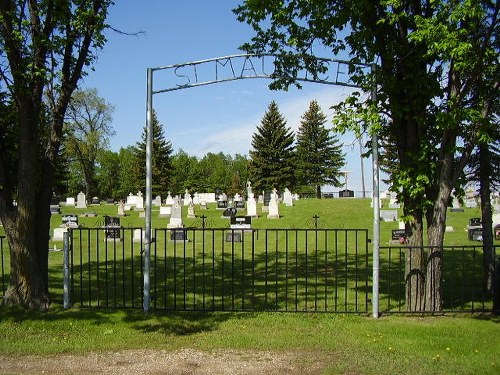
<box><xmin>479</xmin><ymin>143</ymin><xmax>495</xmax><ymax>295</ymax></box>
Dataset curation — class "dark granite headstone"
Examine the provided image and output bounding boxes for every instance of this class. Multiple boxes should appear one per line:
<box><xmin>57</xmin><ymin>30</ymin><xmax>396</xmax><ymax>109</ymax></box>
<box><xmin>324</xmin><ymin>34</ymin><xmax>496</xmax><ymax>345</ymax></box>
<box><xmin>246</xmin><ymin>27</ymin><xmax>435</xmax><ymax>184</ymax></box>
<box><xmin>104</xmin><ymin>216</ymin><xmax>120</xmax><ymax>239</ymax></box>
<box><xmin>223</xmin><ymin>207</ymin><xmax>237</xmax><ymax>217</ymax></box>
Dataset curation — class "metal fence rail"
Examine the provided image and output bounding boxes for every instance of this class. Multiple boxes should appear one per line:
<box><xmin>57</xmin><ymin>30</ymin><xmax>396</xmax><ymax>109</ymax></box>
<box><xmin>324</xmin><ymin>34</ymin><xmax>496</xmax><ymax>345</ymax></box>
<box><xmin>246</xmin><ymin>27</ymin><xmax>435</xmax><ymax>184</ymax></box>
<box><xmin>0</xmin><ymin>230</ymin><xmax>497</xmax><ymax>314</ymax></box>
<box><xmin>379</xmin><ymin>245</ymin><xmax>497</xmax><ymax>313</ymax></box>
<box><xmin>149</xmin><ymin>228</ymin><xmax>370</xmax><ymax>312</ymax></box>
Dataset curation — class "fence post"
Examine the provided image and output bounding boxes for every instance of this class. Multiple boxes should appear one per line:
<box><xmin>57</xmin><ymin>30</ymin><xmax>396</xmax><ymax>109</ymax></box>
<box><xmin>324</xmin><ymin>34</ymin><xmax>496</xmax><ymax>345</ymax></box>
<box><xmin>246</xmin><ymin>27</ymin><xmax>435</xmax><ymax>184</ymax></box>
<box><xmin>63</xmin><ymin>230</ymin><xmax>70</xmax><ymax>309</ymax></box>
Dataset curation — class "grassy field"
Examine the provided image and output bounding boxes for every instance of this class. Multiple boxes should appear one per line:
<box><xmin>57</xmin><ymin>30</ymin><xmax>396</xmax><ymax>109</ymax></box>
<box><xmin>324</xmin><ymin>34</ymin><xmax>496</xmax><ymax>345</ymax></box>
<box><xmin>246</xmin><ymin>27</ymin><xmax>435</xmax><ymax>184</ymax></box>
<box><xmin>0</xmin><ymin>198</ymin><xmax>499</xmax><ymax>374</ymax></box>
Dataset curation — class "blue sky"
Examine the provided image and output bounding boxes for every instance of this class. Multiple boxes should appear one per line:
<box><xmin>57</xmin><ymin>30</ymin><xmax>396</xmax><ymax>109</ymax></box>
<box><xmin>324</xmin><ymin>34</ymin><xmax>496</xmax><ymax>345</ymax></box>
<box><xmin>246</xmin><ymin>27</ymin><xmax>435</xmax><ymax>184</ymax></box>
<box><xmin>82</xmin><ymin>1</ymin><xmax>378</xmax><ymax>193</ymax></box>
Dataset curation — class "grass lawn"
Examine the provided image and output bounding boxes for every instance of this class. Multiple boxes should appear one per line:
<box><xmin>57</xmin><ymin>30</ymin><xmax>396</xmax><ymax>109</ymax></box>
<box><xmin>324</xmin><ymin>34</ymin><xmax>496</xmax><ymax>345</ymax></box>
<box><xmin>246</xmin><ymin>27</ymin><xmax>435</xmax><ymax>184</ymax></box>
<box><xmin>0</xmin><ymin>198</ymin><xmax>499</xmax><ymax>374</ymax></box>
<box><xmin>0</xmin><ymin>307</ymin><xmax>498</xmax><ymax>374</ymax></box>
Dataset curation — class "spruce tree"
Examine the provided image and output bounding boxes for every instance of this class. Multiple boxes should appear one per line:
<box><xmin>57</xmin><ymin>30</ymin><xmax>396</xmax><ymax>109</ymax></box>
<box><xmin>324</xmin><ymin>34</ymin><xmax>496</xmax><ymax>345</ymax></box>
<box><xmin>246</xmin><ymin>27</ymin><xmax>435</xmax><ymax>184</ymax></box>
<box><xmin>249</xmin><ymin>101</ymin><xmax>295</xmax><ymax>192</ymax></box>
<box><xmin>133</xmin><ymin>110</ymin><xmax>174</xmax><ymax>197</ymax></box>
<box><xmin>295</xmin><ymin>100</ymin><xmax>345</xmax><ymax>198</ymax></box>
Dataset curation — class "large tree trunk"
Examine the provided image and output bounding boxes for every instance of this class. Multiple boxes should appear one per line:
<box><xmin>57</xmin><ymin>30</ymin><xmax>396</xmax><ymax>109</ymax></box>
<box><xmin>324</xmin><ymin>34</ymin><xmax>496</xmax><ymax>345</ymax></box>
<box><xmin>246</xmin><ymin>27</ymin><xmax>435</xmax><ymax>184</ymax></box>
<box><xmin>479</xmin><ymin>143</ymin><xmax>495</xmax><ymax>295</ymax></box>
<box><xmin>404</xmin><ymin>211</ymin><xmax>425</xmax><ymax>311</ymax></box>
<box><xmin>1</xmin><ymin>104</ymin><xmax>53</xmax><ymax>310</ymax></box>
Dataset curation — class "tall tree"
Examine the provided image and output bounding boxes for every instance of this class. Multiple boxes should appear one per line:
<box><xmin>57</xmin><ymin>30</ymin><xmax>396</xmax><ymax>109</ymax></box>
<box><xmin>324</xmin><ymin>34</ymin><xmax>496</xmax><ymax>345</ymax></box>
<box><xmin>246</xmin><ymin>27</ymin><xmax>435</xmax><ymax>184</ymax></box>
<box><xmin>295</xmin><ymin>100</ymin><xmax>345</xmax><ymax>198</ymax></box>
<box><xmin>0</xmin><ymin>0</ymin><xmax>112</xmax><ymax>310</ymax></box>
<box><xmin>116</xmin><ymin>146</ymin><xmax>141</xmax><ymax>199</ymax></box>
<box><xmin>234</xmin><ymin>0</ymin><xmax>499</xmax><ymax>311</ymax></box>
<box><xmin>96</xmin><ymin>149</ymin><xmax>121</xmax><ymax>200</ymax></box>
<box><xmin>170</xmin><ymin>150</ymin><xmax>198</xmax><ymax>195</ymax></box>
<box><xmin>65</xmin><ymin>88</ymin><xmax>115</xmax><ymax>202</ymax></box>
<box><xmin>133</xmin><ymin>110</ymin><xmax>174</xmax><ymax>198</ymax></box>
<box><xmin>249</xmin><ymin>101</ymin><xmax>295</xmax><ymax>193</ymax></box>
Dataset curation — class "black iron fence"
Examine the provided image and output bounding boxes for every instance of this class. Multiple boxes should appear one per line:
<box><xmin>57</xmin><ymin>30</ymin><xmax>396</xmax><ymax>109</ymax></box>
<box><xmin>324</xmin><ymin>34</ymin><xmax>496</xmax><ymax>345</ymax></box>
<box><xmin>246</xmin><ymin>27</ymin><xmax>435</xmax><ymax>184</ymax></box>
<box><xmin>0</xmin><ymin>230</ymin><xmax>497</xmax><ymax>314</ymax></box>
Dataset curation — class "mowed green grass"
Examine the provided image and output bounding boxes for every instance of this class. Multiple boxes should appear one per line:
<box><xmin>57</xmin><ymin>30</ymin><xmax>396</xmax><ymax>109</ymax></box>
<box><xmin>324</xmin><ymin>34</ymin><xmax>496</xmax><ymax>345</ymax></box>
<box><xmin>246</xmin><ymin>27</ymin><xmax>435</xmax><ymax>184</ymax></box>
<box><xmin>0</xmin><ymin>198</ymin><xmax>499</xmax><ymax>375</ymax></box>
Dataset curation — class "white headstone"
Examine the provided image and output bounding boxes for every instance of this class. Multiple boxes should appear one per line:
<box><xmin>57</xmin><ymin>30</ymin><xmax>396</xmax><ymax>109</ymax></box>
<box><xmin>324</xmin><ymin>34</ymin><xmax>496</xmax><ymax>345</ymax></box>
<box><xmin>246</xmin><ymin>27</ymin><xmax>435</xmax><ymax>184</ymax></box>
<box><xmin>165</xmin><ymin>192</ymin><xmax>174</xmax><ymax>205</ymax></box>
<box><xmin>117</xmin><ymin>201</ymin><xmax>125</xmax><ymax>216</ymax></box>
<box><xmin>183</xmin><ymin>189</ymin><xmax>191</xmax><ymax>206</ymax></box>
<box><xmin>159</xmin><ymin>206</ymin><xmax>172</xmax><ymax>218</ymax></box>
<box><xmin>187</xmin><ymin>202</ymin><xmax>196</xmax><ymax>218</ymax></box>
<box><xmin>283</xmin><ymin>188</ymin><xmax>293</xmax><ymax>207</ymax></box>
<box><xmin>66</xmin><ymin>197</ymin><xmax>75</xmax><ymax>206</ymax></box>
<box><xmin>267</xmin><ymin>190</ymin><xmax>280</xmax><ymax>219</ymax></box>
<box><xmin>380</xmin><ymin>210</ymin><xmax>398</xmax><ymax>222</ymax></box>
<box><xmin>167</xmin><ymin>198</ymin><xmax>183</xmax><ymax>228</ymax></box>
<box><xmin>135</xmin><ymin>192</ymin><xmax>144</xmax><ymax>210</ymax></box>
<box><xmin>52</xmin><ymin>227</ymin><xmax>68</xmax><ymax>241</ymax></box>
<box><xmin>246</xmin><ymin>191</ymin><xmax>257</xmax><ymax>217</ymax></box>
<box><xmin>154</xmin><ymin>195</ymin><xmax>162</xmax><ymax>206</ymax></box>
<box><xmin>76</xmin><ymin>192</ymin><xmax>87</xmax><ymax>208</ymax></box>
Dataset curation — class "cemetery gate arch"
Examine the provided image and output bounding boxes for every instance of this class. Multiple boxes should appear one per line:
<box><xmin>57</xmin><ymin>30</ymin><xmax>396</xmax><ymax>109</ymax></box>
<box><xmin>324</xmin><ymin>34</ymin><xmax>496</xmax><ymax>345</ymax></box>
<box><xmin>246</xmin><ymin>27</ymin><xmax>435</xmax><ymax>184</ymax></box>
<box><xmin>143</xmin><ymin>54</ymin><xmax>381</xmax><ymax>315</ymax></box>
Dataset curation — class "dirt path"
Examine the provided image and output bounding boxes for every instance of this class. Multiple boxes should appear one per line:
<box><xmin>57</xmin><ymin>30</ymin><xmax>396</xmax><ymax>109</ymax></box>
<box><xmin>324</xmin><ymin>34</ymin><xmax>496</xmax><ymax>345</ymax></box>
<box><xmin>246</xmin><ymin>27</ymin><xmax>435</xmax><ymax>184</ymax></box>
<box><xmin>0</xmin><ymin>349</ymin><xmax>336</xmax><ymax>374</ymax></box>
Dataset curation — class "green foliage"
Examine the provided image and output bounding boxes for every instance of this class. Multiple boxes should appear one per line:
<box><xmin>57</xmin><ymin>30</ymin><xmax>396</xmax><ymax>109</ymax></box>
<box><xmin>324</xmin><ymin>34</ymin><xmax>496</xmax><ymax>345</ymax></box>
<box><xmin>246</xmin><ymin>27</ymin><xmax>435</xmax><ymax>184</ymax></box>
<box><xmin>133</xmin><ymin>110</ymin><xmax>174</xmax><ymax>197</ymax></box>
<box><xmin>295</xmin><ymin>100</ymin><xmax>345</xmax><ymax>197</ymax></box>
<box><xmin>64</xmin><ymin>88</ymin><xmax>115</xmax><ymax>199</ymax></box>
<box><xmin>116</xmin><ymin>146</ymin><xmax>140</xmax><ymax>198</ymax></box>
<box><xmin>249</xmin><ymin>101</ymin><xmax>295</xmax><ymax>192</ymax></box>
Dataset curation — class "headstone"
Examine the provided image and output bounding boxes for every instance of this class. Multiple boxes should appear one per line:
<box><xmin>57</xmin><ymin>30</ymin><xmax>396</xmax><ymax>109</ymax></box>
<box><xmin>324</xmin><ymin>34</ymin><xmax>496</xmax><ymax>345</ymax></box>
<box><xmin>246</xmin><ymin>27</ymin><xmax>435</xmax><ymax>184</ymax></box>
<box><xmin>267</xmin><ymin>190</ymin><xmax>280</xmax><ymax>219</ymax></box>
<box><xmin>105</xmin><ymin>198</ymin><xmax>114</xmax><ymax>204</ymax></box>
<box><xmin>223</xmin><ymin>207</ymin><xmax>237</xmax><ymax>218</ymax></box>
<box><xmin>233</xmin><ymin>193</ymin><xmax>242</xmax><ymax>202</ymax></box>
<box><xmin>193</xmin><ymin>192</ymin><xmax>200</xmax><ymax>205</ymax></box>
<box><xmin>246</xmin><ymin>187</ymin><xmax>257</xmax><ymax>217</ymax></box>
<box><xmin>183</xmin><ymin>189</ymin><xmax>191</xmax><ymax>206</ymax></box>
<box><xmin>154</xmin><ymin>195</ymin><xmax>162</xmax><ymax>206</ymax></box>
<box><xmin>65</xmin><ymin>197</ymin><xmax>75</xmax><ymax>206</ymax></box>
<box><xmin>235</xmin><ymin>200</ymin><xmax>245</xmax><ymax>208</ymax></box>
<box><xmin>380</xmin><ymin>210</ymin><xmax>398</xmax><ymax>222</ymax></box>
<box><xmin>76</xmin><ymin>192</ymin><xmax>87</xmax><ymax>209</ymax></box>
<box><xmin>230</xmin><ymin>215</ymin><xmax>252</xmax><ymax>230</ymax></box>
<box><xmin>283</xmin><ymin>188</ymin><xmax>293</xmax><ymax>207</ymax></box>
<box><xmin>117</xmin><ymin>201</ymin><xmax>125</xmax><ymax>216</ymax></box>
<box><xmin>52</xmin><ymin>227</ymin><xmax>67</xmax><ymax>241</ymax></box>
<box><xmin>50</xmin><ymin>204</ymin><xmax>61</xmax><ymax>214</ymax></box>
<box><xmin>217</xmin><ymin>200</ymin><xmax>228</xmax><ymax>209</ymax></box>
<box><xmin>91</xmin><ymin>196</ymin><xmax>99</xmax><ymax>205</ymax></box>
<box><xmin>170</xmin><ymin>228</ymin><xmax>188</xmax><ymax>242</ymax></box>
<box><xmin>339</xmin><ymin>189</ymin><xmax>354</xmax><ymax>198</ymax></box>
<box><xmin>225</xmin><ymin>231</ymin><xmax>242</xmax><ymax>242</ymax></box>
<box><xmin>135</xmin><ymin>191</ymin><xmax>144</xmax><ymax>211</ymax></box>
<box><xmin>391</xmin><ymin>229</ymin><xmax>406</xmax><ymax>242</ymax></box>
<box><xmin>82</xmin><ymin>211</ymin><xmax>97</xmax><ymax>217</ymax></box>
<box><xmin>165</xmin><ymin>192</ymin><xmax>174</xmax><ymax>205</ymax></box>
<box><xmin>62</xmin><ymin>214</ymin><xmax>79</xmax><ymax>228</ymax></box>
<box><xmin>200</xmin><ymin>200</ymin><xmax>207</xmax><ymax>210</ymax></box>
<box><xmin>167</xmin><ymin>198</ymin><xmax>183</xmax><ymax>228</ymax></box>
<box><xmin>187</xmin><ymin>202</ymin><xmax>196</xmax><ymax>218</ymax></box>
<box><xmin>450</xmin><ymin>197</ymin><xmax>464</xmax><ymax>212</ymax></box>
<box><xmin>465</xmin><ymin>198</ymin><xmax>477</xmax><ymax>208</ymax></box>
<box><xmin>158</xmin><ymin>206</ymin><xmax>171</xmax><ymax>218</ymax></box>
<box><xmin>262</xmin><ymin>191</ymin><xmax>271</xmax><ymax>212</ymax></box>
<box><xmin>104</xmin><ymin>216</ymin><xmax>121</xmax><ymax>241</ymax></box>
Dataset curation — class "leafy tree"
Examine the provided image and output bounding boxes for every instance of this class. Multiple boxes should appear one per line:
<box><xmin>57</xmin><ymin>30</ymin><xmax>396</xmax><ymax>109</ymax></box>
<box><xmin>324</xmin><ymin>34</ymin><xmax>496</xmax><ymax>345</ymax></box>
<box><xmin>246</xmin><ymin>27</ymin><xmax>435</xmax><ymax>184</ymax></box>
<box><xmin>0</xmin><ymin>0</ymin><xmax>112</xmax><ymax>310</ymax></box>
<box><xmin>170</xmin><ymin>150</ymin><xmax>199</xmax><ymax>195</ymax></box>
<box><xmin>295</xmin><ymin>100</ymin><xmax>345</xmax><ymax>198</ymax></box>
<box><xmin>234</xmin><ymin>0</ymin><xmax>499</xmax><ymax>311</ymax></box>
<box><xmin>249</xmin><ymin>101</ymin><xmax>295</xmax><ymax>193</ymax></box>
<box><xmin>116</xmin><ymin>146</ymin><xmax>140</xmax><ymax>199</ymax></box>
<box><xmin>65</xmin><ymin>88</ymin><xmax>115</xmax><ymax>202</ymax></box>
<box><xmin>133</xmin><ymin>110</ymin><xmax>174</xmax><ymax>198</ymax></box>
<box><xmin>96</xmin><ymin>149</ymin><xmax>121</xmax><ymax>200</ymax></box>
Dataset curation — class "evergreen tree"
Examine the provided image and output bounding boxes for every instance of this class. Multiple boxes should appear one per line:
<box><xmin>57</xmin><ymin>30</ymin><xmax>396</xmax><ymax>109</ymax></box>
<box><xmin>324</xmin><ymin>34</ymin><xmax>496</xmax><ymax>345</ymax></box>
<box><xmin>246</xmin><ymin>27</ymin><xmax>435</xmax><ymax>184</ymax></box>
<box><xmin>249</xmin><ymin>101</ymin><xmax>295</xmax><ymax>192</ymax></box>
<box><xmin>133</xmin><ymin>111</ymin><xmax>174</xmax><ymax>197</ymax></box>
<box><xmin>295</xmin><ymin>101</ymin><xmax>346</xmax><ymax>198</ymax></box>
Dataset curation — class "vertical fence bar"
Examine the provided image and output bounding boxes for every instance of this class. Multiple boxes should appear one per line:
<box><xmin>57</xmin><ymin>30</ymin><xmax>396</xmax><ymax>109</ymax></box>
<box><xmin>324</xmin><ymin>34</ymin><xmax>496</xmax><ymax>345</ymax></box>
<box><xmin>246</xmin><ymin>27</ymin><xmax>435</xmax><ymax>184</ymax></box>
<box><xmin>63</xmin><ymin>231</ymin><xmax>70</xmax><ymax>309</ymax></box>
